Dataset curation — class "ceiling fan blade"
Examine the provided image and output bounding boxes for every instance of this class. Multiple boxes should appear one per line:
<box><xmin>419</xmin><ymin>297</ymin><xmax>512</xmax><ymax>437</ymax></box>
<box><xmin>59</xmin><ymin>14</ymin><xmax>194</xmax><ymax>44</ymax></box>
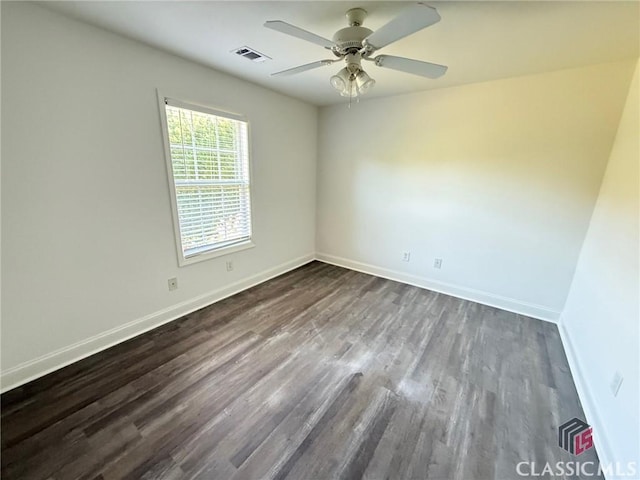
<box><xmin>364</xmin><ymin>3</ymin><xmax>441</xmax><ymax>50</ymax></box>
<box><xmin>264</xmin><ymin>20</ymin><xmax>334</xmax><ymax>49</ymax></box>
<box><xmin>271</xmin><ymin>59</ymin><xmax>337</xmax><ymax>77</ymax></box>
<box><xmin>373</xmin><ymin>55</ymin><xmax>447</xmax><ymax>78</ymax></box>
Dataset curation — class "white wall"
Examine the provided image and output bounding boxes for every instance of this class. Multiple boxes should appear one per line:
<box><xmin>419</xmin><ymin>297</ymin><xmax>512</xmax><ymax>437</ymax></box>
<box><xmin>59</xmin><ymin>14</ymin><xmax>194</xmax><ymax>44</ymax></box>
<box><xmin>1</xmin><ymin>2</ymin><xmax>317</xmax><ymax>389</ymax></box>
<box><xmin>560</xmin><ymin>59</ymin><xmax>639</xmax><ymax>473</ymax></box>
<box><xmin>316</xmin><ymin>61</ymin><xmax>636</xmax><ymax>321</ymax></box>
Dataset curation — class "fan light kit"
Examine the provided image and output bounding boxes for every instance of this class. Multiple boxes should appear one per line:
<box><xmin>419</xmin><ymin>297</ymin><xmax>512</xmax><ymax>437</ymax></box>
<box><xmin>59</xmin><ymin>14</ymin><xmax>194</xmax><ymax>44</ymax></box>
<box><xmin>330</xmin><ymin>53</ymin><xmax>375</xmax><ymax>98</ymax></box>
<box><xmin>264</xmin><ymin>3</ymin><xmax>447</xmax><ymax>102</ymax></box>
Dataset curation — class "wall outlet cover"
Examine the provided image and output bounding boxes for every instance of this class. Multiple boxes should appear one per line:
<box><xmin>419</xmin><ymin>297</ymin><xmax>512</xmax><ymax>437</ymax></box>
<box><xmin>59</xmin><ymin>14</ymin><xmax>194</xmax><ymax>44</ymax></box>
<box><xmin>610</xmin><ymin>371</ymin><xmax>623</xmax><ymax>397</ymax></box>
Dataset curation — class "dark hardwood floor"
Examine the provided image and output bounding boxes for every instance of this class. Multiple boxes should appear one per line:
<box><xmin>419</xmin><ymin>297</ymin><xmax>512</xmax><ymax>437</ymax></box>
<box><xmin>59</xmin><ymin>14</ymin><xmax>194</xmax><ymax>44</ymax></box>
<box><xmin>1</xmin><ymin>261</ymin><xmax>599</xmax><ymax>479</ymax></box>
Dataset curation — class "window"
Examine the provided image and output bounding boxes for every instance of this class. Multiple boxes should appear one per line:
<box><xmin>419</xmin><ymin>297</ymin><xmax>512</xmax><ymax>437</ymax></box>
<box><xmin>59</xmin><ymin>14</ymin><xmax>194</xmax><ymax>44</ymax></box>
<box><xmin>159</xmin><ymin>96</ymin><xmax>252</xmax><ymax>265</ymax></box>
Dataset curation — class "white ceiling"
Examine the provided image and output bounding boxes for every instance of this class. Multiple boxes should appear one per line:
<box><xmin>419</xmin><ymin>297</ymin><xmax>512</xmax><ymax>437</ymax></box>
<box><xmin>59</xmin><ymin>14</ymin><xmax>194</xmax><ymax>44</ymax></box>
<box><xmin>42</xmin><ymin>1</ymin><xmax>639</xmax><ymax>106</ymax></box>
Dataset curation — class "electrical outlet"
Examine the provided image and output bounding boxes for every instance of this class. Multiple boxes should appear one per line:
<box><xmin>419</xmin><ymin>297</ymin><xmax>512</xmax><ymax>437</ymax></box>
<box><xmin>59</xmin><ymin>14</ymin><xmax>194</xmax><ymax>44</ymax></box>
<box><xmin>168</xmin><ymin>277</ymin><xmax>178</xmax><ymax>291</ymax></box>
<box><xmin>434</xmin><ymin>258</ymin><xmax>443</xmax><ymax>269</ymax></box>
<box><xmin>402</xmin><ymin>252</ymin><xmax>411</xmax><ymax>262</ymax></box>
<box><xmin>610</xmin><ymin>371</ymin><xmax>623</xmax><ymax>397</ymax></box>
<box><xmin>226</xmin><ymin>261</ymin><xmax>234</xmax><ymax>272</ymax></box>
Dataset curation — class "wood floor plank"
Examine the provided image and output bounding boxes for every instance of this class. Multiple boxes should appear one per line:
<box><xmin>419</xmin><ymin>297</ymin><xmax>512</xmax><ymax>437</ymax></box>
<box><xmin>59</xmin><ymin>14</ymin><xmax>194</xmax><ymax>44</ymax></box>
<box><xmin>1</xmin><ymin>261</ymin><xmax>601</xmax><ymax>479</ymax></box>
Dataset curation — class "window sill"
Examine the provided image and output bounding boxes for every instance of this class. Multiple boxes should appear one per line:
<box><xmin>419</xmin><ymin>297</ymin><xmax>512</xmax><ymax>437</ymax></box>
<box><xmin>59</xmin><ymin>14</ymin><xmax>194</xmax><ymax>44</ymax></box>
<box><xmin>178</xmin><ymin>240</ymin><xmax>255</xmax><ymax>267</ymax></box>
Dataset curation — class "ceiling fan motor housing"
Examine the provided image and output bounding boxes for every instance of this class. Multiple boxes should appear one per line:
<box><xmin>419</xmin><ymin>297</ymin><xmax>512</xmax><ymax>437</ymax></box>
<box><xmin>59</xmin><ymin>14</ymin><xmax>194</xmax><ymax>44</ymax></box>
<box><xmin>332</xmin><ymin>26</ymin><xmax>373</xmax><ymax>55</ymax></box>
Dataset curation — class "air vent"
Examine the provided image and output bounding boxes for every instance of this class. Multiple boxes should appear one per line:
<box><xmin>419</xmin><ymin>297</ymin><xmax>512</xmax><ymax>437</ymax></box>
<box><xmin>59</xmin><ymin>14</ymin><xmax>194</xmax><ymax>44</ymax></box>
<box><xmin>232</xmin><ymin>46</ymin><xmax>271</xmax><ymax>63</ymax></box>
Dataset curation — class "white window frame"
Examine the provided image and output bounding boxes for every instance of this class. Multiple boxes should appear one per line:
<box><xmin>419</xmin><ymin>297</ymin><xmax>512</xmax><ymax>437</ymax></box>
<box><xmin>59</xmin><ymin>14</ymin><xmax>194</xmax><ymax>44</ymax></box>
<box><xmin>157</xmin><ymin>91</ymin><xmax>255</xmax><ymax>266</ymax></box>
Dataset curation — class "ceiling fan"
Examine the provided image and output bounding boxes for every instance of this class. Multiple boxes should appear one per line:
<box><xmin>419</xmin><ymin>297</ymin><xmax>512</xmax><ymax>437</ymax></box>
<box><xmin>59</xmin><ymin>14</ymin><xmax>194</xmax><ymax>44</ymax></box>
<box><xmin>264</xmin><ymin>3</ymin><xmax>447</xmax><ymax>99</ymax></box>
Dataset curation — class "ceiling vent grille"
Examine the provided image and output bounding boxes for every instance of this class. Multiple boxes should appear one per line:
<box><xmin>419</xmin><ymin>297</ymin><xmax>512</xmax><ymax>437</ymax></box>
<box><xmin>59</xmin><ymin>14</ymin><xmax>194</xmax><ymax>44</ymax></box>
<box><xmin>233</xmin><ymin>46</ymin><xmax>271</xmax><ymax>63</ymax></box>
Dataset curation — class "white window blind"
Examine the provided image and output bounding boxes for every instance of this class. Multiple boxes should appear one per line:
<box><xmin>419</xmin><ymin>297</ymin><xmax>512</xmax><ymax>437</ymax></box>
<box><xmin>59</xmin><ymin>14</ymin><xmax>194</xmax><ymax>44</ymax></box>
<box><xmin>162</xmin><ymin>99</ymin><xmax>252</xmax><ymax>260</ymax></box>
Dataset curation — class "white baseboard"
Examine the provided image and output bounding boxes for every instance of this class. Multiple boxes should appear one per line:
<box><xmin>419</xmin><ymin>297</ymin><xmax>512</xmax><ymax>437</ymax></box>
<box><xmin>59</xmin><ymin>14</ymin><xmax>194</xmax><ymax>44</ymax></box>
<box><xmin>315</xmin><ymin>252</ymin><xmax>560</xmax><ymax>323</ymax></box>
<box><xmin>558</xmin><ymin>323</ymin><xmax>614</xmax><ymax>476</ymax></box>
<box><xmin>0</xmin><ymin>252</ymin><xmax>561</xmax><ymax>392</ymax></box>
<box><xmin>0</xmin><ymin>254</ymin><xmax>315</xmax><ymax>393</ymax></box>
